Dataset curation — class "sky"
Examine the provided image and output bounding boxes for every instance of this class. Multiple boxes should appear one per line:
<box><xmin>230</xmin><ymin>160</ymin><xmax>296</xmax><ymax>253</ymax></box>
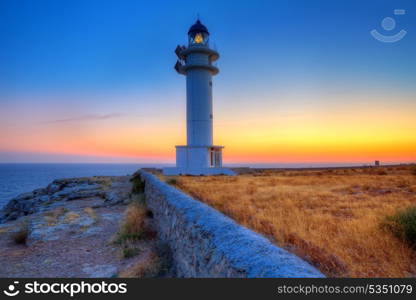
<box><xmin>0</xmin><ymin>0</ymin><xmax>415</xmax><ymax>164</ymax></box>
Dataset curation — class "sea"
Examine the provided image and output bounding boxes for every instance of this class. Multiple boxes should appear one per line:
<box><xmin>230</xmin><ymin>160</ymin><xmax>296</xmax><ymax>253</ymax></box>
<box><xmin>0</xmin><ymin>163</ymin><xmax>167</xmax><ymax>209</ymax></box>
<box><xmin>0</xmin><ymin>162</ymin><xmax>373</xmax><ymax>209</ymax></box>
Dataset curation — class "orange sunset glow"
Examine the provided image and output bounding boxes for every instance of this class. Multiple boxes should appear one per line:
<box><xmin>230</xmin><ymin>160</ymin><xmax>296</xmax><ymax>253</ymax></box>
<box><xmin>1</xmin><ymin>91</ymin><xmax>415</xmax><ymax>164</ymax></box>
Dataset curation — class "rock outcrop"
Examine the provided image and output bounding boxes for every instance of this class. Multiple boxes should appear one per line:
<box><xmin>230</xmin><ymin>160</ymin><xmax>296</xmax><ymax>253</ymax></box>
<box><xmin>0</xmin><ymin>177</ymin><xmax>130</xmax><ymax>223</ymax></box>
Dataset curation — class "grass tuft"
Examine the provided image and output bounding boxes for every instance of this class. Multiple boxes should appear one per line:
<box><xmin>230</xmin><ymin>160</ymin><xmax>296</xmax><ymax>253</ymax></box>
<box><xmin>118</xmin><ymin>250</ymin><xmax>162</xmax><ymax>278</ymax></box>
<box><xmin>84</xmin><ymin>207</ymin><xmax>100</xmax><ymax>224</ymax></box>
<box><xmin>114</xmin><ymin>199</ymin><xmax>155</xmax><ymax>247</ymax></box>
<box><xmin>44</xmin><ymin>207</ymin><xmax>68</xmax><ymax>226</ymax></box>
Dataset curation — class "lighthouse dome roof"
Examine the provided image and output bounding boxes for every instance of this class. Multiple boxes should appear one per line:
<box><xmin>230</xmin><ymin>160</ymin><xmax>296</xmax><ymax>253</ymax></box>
<box><xmin>188</xmin><ymin>19</ymin><xmax>209</xmax><ymax>35</ymax></box>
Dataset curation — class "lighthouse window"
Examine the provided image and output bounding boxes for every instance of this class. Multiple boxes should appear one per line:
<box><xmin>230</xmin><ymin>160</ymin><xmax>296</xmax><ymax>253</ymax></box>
<box><xmin>209</xmin><ymin>81</ymin><xmax>212</xmax><ymax>86</ymax></box>
<box><xmin>194</xmin><ymin>33</ymin><xmax>204</xmax><ymax>44</ymax></box>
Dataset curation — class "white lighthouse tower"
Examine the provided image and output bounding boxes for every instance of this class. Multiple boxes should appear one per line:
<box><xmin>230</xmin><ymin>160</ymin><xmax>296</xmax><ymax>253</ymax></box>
<box><xmin>163</xmin><ymin>20</ymin><xmax>234</xmax><ymax>176</ymax></box>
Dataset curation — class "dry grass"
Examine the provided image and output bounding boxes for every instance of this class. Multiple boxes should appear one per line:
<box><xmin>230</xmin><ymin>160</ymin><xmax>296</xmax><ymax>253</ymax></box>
<box><xmin>43</xmin><ymin>207</ymin><xmax>68</xmax><ymax>226</ymax></box>
<box><xmin>84</xmin><ymin>207</ymin><xmax>100</xmax><ymax>224</ymax></box>
<box><xmin>167</xmin><ymin>165</ymin><xmax>416</xmax><ymax>277</ymax></box>
<box><xmin>0</xmin><ymin>227</ymin><xmax>10</xmax><ymax>234</ymax></box>
<box><xmin>63</xmin><ymin>211</ymin><xmax>80</xmax><ymax>223</ymax></box>
<box><xmin>118</xmin><ymin>249</ymin><xmax>162</xmax><ymax>278</ymax></box>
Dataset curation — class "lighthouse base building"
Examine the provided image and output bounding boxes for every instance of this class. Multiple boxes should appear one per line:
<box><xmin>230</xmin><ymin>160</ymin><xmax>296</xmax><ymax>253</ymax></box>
<box><xmin>164</xmin><ymin>145</ymin><xmax>234</xmax><ymax>176</ymax></box>
<box><xmin>163</xmin><ymin>20</ymin><xmax>234</xmax><ymax>176</ymax></box>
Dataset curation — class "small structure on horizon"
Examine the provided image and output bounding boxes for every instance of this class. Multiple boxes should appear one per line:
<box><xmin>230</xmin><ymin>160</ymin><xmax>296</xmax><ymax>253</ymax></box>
<box><xmin>163</xmin><ymin>20</ymin><xmax>234</xmax><ymax>176</ymax></box>
<box><xmin>375</xmin><ymin>160</ymin><xmax>380</xmax><ymax>166</ymax></box>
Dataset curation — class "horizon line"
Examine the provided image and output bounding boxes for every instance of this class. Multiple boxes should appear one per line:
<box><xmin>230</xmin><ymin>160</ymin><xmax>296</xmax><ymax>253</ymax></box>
<box><xmin>0</xmin><ymin>161</ymin><xmax>414</xmax><ymax>166</ymax></box>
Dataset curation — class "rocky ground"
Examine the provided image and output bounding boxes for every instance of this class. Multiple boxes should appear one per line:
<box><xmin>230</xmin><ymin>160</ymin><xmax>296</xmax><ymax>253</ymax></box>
<box><xmin>0</xmin><ymin>176</ymin><xmax>158</xmax><ymax>278</ymax></box>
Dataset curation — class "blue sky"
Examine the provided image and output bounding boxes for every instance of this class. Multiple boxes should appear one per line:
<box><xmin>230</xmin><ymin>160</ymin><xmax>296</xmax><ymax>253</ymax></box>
<box><xmin>0</xmin><ymin>0</ymin><xmax>415</xmax><ymax>163</ymax></box>
<box><xmin>1</xmin><ymin>0</ymin><xmax>415</xmax><ymax>94</ymax></box>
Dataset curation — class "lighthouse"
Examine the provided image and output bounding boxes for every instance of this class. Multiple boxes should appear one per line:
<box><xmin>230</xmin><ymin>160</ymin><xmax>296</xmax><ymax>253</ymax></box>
<box><xmin>163</xmin><ymin>19</ymin><xmax>234</xmax><ymax>176</ymax></box>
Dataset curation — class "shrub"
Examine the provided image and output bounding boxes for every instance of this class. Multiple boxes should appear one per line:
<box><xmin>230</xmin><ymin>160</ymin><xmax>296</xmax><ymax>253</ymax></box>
<box><xmin>166</xmin><ymin>177</ymin><xmax>177</xmax><ymax>185</ymax></box>
<box><xmin>376</xmin><ymin>169</ymin><xmax>388</xmax><ymax>175</ymax></box>
<box><xmin>13</xmin><ymin>220</ymin><xmax>30</xmax><ymax>245</ymax></box>
<box><xmin>383</xmin><ymin>206</ymin><xmax>416</xmax><ymax>247</ymax></box>
<box><xmin>411</xmin><ymin>166</ymin><xmax>416</xmax><ymax>176</ymax></box>
<box><xmin>122</xmin><ymin>246</ymin><xmax>140</xmax><ymax>258</ymax></box>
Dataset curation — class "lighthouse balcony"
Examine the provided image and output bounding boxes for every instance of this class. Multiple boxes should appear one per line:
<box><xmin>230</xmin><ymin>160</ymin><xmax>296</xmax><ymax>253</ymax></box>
<box><xmin>175</xmin><ymin>60</ymin><xmax>218</xmax><ymax>75</ymax></box>
<box><xmin>178</xmin><ymin>46</ymin><xmax>219</xmax><ymax>61</ymax></box>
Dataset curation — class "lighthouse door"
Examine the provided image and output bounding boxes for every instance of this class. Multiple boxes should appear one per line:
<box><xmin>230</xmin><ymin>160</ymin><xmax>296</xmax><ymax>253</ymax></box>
<box><xmin>210</xmin><ymin>149</ymin><xmax>214</xmax><ymax>167</ymax></box>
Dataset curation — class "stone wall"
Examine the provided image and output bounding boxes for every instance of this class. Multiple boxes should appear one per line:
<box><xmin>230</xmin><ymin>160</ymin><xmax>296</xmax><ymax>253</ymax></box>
<box><xmin>140</xmin><ymin>170</ymin><xmax>324</xmax><ymax>278</ymax></box>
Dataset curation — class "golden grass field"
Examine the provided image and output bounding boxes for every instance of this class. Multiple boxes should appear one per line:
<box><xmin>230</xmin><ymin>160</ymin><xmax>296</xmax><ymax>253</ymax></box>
<box><xmin>163</xmin><ymin>165</ymin><xmax>416</xmax><ymax>277</ymax></box>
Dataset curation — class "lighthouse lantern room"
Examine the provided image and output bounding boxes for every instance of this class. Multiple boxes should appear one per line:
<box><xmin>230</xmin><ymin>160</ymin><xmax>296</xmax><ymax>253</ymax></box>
<box><xmin>163</xmin><ymin>20</ymin><xmax>234</xmax><ymax>176</ymax></box>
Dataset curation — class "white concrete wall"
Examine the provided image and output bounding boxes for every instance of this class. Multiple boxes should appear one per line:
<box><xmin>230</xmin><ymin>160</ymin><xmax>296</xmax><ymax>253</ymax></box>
<box><xmin>176</xmin><ymin>146</ymin><xmax>209</xmax><ymax>170</ymax></box>
<box><xmin>140</xmin><ymin>170</ymin><xmax>325</xmax><ymax>277</ymax></box>
<box><xmin>186</xmin><ymin>68</ymin><xmax>213</xmax><ymax>146</ymax></box>
<box><xmin>176</xmin><ymin>147</ymin><xmax>188</xmax><ymax>169</ymax></box>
